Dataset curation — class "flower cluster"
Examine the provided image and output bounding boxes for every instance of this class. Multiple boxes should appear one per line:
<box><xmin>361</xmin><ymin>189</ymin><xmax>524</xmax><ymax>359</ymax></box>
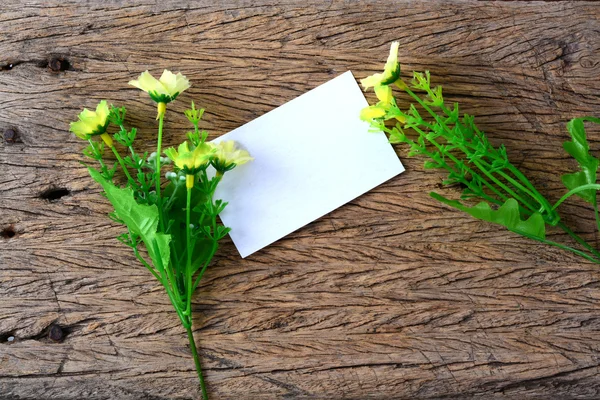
<box><xmin>359</xmin><ymin>41</ymin><xmax>406</xmax><ymax>123</ymax></box>
<box><xmin>68</xmin><ymin>69</ymin><xmax>252</xmax><ymax>400</ymax></box>
<box><xmin>165</xmin><ymin>140</ymin><xmax>252</xmax><ymax>188</ymax></box>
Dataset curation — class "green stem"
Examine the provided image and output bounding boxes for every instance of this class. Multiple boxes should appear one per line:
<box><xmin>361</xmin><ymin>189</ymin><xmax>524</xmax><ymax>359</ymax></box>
<box><xmin>110</xmin><ymin>145</ymin><xmax>135</xmax><ymax>184</ymax></box>
<box><xmin>551</xmin><ymin>184</ymin><xmax>600</xmax><ymax>210</ymax></box>
<box><xmin>557</xmin><ymin>222</ymin><xmax>600</xmax><ymax>260</ymax></box>
<box><xmin>470</xmin><ymin>159</ymin><xmax>538</xmax><ymax>213</ymax></box>
<box><xmin>88</xmin><ymin>139</ymin><xmax>109</xmax><ymax>173</ymax></box>
<box><xmin>155</xmin><ymin>113</ymin><xmax>167</xmax><ymax>233</ymax></box>
<box><xmin>539</xmin><ymin>237</ymin><xmax>600</xmax><ymax>264</ymax></box>
<box><xmin>404</xmin><ymin>87</ymin><xmax>543</xmax><ymax>215</ymax></box>
<box><xmin>193</xmin><ymin>240</ymin><xmax>218</xmax><ymax>290</ymax></box>
<box><xmin>185</xmin><ymin>187</ymin><xmax>193</xmax><ymax>315</ymax></box>
<box><xmin>186</xmin><ymin>325</ymin><xmax>209</xmax><ymax>400</ymax></box>
<box><xmin>407</xmin><ymin>125</ymin><xmax>507</xmax><ymax>205</ymax></box>
<box><xmin>438</xmin><ymin>104</ymin><xmax>553</xmax><ymax>214</ymax></box>
<box><xmin>156</xmin><ymin>114</ymin><xmax>165</xmax><ymax>197</ymax></box>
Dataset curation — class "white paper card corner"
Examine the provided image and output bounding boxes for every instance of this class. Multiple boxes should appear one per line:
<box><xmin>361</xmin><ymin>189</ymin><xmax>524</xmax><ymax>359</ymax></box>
<box><xmin>213</xmin><ymin>71</ymin><xmax>404</xmax><ymax>258</ymax></box>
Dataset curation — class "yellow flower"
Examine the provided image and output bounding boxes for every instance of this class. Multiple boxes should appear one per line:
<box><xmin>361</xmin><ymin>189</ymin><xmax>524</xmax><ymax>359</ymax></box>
<box><xmin>211</xmin><ymin>140</ymin><xmax>253</xmax><ymax>174</ymax></box>
<box><xmin>360</xmin><ymin>42</ymin><xmax>401</xmax><ymax>90</ymax></box>
<box><xmin>360</xmin><ymin>106</ymin><xmax>387</xmax><ymax>121</ymax></box>
<box><xmin>69</xmin><ymin>100</ymin><xmax>111</xmax><ymax>140</ymax></box>
<box><xmin>128</xmin><ymin>70</ymin><xmax>190</xmax><ymax>118</ymax></box>
<box><xmin>374</xmin><ymin>85</ymin><xmax>393</xmax><ymax>106</ymax></box>
<box><xmin>359</xmin><ymin>70</ymin><xmax>408</xmax><ymax>124</ymax></box>
<box><xmin>164</xmin><ymin>141</ymin><xmax>215</xmax><ymax>174</ymax></box>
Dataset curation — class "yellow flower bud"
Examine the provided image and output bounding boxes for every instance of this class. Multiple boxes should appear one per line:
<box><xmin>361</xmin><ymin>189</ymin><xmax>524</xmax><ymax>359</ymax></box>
<box><xmin>156</xmin><ymin>102</ymin><xmax>167</xmax><ymax>120</ymax></box>
<box><xmin>100</xmin><ymin>133</ymin><xmax>114</xmax><ymax>148</ymax></box>
<box><xmin>185</xmin><ymin>174</ymin><xmax>195</xmax><ymax>189</ymax></box>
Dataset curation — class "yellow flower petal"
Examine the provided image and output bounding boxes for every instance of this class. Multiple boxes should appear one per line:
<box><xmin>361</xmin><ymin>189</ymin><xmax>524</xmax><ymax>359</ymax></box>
<box><xmin>360</xmin><ymin>106</ymin><xmax>386</xmax><ymax>121</ymax></box>
<box><xmin>374</xmin><ymin>85</ymin><xmax>393</xmax><ymax>105</ymax></box>
<box><xmin>360</xmin><ymin>42</ymin><xmax>401</xmax><ymax>90</ymax></box>
<box><xmin>360</xmin><ymin>73</ymin><xmax>383</xmax><ymax>90</ymax></box>
<box><xmin>165</xmin><ymin>141</ymin><xmax>215</xmax><ymax>173</ymax></box>
<box><xmin>129</xmin><ymin>70</ymin><xmax>190</xmax><ymax>103</ymax></box>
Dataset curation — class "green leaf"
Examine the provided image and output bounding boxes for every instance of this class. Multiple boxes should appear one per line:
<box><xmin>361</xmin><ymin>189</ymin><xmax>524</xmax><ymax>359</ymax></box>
<box><xmin>89</xmin><ymin>168</ymin><xmax>171</xmax><ymax>274</ymax></box>
<box><xmin>561</xmin><ymin>117</ymin><xmax>600</xmax><ymax>204</ymax></box>
<box><xmin>431</xmin><ymin>193</ymin><xmax>546</xmax><ymax>240</ymax></box>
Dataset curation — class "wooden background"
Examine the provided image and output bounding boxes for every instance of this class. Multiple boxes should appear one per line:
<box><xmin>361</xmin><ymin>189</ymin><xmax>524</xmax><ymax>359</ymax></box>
<box><xmin>1</xmin><ymin>1</ymin><xmax>600</xmax><ymax>399</ymax></box>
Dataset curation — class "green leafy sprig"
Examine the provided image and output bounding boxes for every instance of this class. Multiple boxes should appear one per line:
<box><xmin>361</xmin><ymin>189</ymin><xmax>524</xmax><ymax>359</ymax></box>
<box><xmin>361</xmin><ymin>45</ymin><xmax>600</xmax><ymax>263</ymax></box>
<box><xmin>73</xmin><ymin>70</ymin><xmax>252</xmax><ymax>400</ymax></box>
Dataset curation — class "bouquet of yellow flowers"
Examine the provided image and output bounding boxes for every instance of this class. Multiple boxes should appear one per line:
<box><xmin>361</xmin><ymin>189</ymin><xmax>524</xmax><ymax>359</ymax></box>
<box><xmin>70</xmin><ymin>70</ymin><xmax>252</xmax><ymax>399</ymax></box>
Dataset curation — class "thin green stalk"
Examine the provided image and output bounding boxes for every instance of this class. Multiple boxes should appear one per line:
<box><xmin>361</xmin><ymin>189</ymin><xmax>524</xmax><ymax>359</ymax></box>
<box><xmin>152</xmin><ymin>239</ymin><xmax>184</xmax><ymax>308</ymax></box>
<box><xmin>551</xmin><ymin>184</ymin><xmax>600</xmax><ymax>210</ymax></box>
<box><xmin>193</xmin><ymin>240</ymin><xmax>218</xmax><ymax>290</ymax></box>
<box><xmin>88</xmin><ymin>139</ymin><xmax>109</xmax><ymax>174</ymax></box>
<box><xmin>192</xmin><ymin>184</ymin><xmax>221</xmax><ymax>290</ymax></box>
<box><xmin>407</xmin><ymin>125</ymin><xmax>508</xmax><ymax>205</ymax></box>
<box><xmin>186</xmin><ymin>325</ymin><xmax>208</xmax><ymax>400</ymax></box>
<box><xmin>470</xmin><ymin>159</ymin><xmax>539</xmax><ymax>214</ymax></box>
<box><xmin>155</xmin><ymin>113</ymin><xmax>168</xmax><ymax>234</ymax></box>
<box><xmin>185</xmin><ymin>187</ymin><xmax>193</xmax><ymax>316</ymax></box>
<box><xmin>539</xmin><ymin>237</ymin><xmax>600</xmax><ymax>264</ymax></box>
<box><xmin>557</xmin><ymin>222</ymin><xmax>600</xmax><ymax>260</ymax></box>
<box><xmin>439</xmin><ymin>103</ymin><xmax>554</xmax><ymax>214</ymax></box>
<box><xmin>404</xmin><ymin>87</ymin><xmax>542</xmax><ymax>215</ymax></box>
<box><xmin>156</xmin><ymin>114</ymin><xmax>165</xmax><ymax>197</ymax></box>
<box><xmin>110</xmin><ymin>145</ymin><xmax>135</xmax><ymax>184</ymax></box>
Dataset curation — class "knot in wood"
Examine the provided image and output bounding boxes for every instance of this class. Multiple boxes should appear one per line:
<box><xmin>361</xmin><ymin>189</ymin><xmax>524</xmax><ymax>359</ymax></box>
<box><xmin>4</xmin><ymin>128</ymin><xmax>17</xmax><ymax>142</ymax></box>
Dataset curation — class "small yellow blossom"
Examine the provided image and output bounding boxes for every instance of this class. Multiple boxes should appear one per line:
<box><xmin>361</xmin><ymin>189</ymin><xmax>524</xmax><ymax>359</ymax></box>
<box><xmin>211</xmin><ymin>141</ymin><xmax>253</xmax><ymax>174</ymax></box>
<box><xmin>360</xmin><ymin>42</ymin><xmax>401</xmax><ymax>90</ymax></box>
<box><xmin>129</xmin><ymin>70</ymin><xmax>190</xmax><ymax>103</ymax></box>
<box><xmin>69</xmin><ymin>100</ymin><xmax>110</xmax><ymax>140</ymax></box>
<box><xmin>360</xmin><ymin>106</ymin><xmax>387</xmax><ymax>121</ymax></box>
<box><xmin>359</xmin><ymin>61</ymin><xmax>408</xmax><ymax>124</ymax></box>
<box><xmin>129</xmin><ymin>70</ymin><xmax>190</xmax><ymax>118</ymax></box>
<box><xmin>164</xmin><ymin>141</ymin><xmax>215</xmax><ymax>175</ymax></box>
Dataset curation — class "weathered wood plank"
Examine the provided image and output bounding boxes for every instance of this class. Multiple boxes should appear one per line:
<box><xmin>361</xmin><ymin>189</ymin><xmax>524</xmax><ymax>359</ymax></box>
<box><xmin>1</xmin><ymin>0</ymin><xmax>600</xmax><ymax>399</ymax></box>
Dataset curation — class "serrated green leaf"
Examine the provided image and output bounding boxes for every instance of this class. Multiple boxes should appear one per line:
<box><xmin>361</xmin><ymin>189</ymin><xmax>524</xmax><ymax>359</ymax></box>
<box><xmin>431</xmin><ymin>193</ymin><xmax>545</xmax><ymax>240</ymax></box>
<box><xmin>89</xmin><ymin>168</ymin><xmax>171</xmax><ymax>274</ymax></box>
<box><xmin>561</xmin><ymin>117</ymin><xmax>600</xmax><ymax>204</ymax></box>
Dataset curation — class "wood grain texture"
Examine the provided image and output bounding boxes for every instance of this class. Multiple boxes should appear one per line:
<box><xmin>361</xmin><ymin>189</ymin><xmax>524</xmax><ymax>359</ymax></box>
<box><xmin>1</xmin><ymin>0</ymin><xmax>600</xmax><ymax>399</ymax></box>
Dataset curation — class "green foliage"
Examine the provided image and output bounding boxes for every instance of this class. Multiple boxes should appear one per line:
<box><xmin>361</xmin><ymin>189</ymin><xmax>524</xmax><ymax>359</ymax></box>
<box><xmin>363</xmin><ymin>62</ymin><xmax>600</xmax><ymax>264</ymax></box>
<box><xmin>89</xmin><ymin>168</ymin><xmax>171</xmax><ymax>274</ymax></box>
<box><xmin>561</xmin><ymin>117</ymin><xmax>600</xmax><ymax>203</ymax></box>
<box><xmin>83</xmin><ymin>101</ymin><xmax>235</xmax><ymax>329</ymax></box>
<box><xmin>430</xmin><ymin>193</ymin><xmax>545</xmax><ymax>240</ymax></box>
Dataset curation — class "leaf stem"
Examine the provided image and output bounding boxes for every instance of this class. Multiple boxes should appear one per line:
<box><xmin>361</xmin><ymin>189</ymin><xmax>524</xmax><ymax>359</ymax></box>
<box><xmin>404</xmin><ymin>87</ymin><xmax>543</xmax><ymax>215</ymax></box>
<box><xmin>551</xmin><ymin>184</ymin><xmax>600</xmax><ymax>210</ymax></box>
<box><xmin>186</xmin><ymin>325</ymin><xmax>209</xmax><ymax>400</ymax></box>
<box><xmin>557</xmin><ymin>222</ymin><xmax>600</xmax><ymax>260</ymax></box>
<box><xmin>110</xmin><ymin>145</ymin><xmax>135</xmax><ymax>185</ymax></box>
<box><xmin>156</xmin><ymin>114</ymin><xmax>165</xmax><ymax>198</ymax></box>
<box><xmin>406</xmin><ymin>124</ymin><xmax>508</xmax><ymax>205</ymax></box>
<box><xmin>185</xmin><ymin>187</ymin><xmax>193</xmax><ymax>316</ymax></box>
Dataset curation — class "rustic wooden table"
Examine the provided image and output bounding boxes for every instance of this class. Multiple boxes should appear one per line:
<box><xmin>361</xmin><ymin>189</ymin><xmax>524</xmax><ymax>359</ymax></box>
<box><xmin>1</xmin><ymin>1</ymin><xmax>600</xmax><ymax>399</ymax></box>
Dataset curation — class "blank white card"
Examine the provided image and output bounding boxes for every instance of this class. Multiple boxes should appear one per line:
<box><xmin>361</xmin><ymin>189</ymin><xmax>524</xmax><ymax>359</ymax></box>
<box><xmin>212</xmin><ymin>71</ymin><xmax>404</xmax><ymax>258</ymax></box>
